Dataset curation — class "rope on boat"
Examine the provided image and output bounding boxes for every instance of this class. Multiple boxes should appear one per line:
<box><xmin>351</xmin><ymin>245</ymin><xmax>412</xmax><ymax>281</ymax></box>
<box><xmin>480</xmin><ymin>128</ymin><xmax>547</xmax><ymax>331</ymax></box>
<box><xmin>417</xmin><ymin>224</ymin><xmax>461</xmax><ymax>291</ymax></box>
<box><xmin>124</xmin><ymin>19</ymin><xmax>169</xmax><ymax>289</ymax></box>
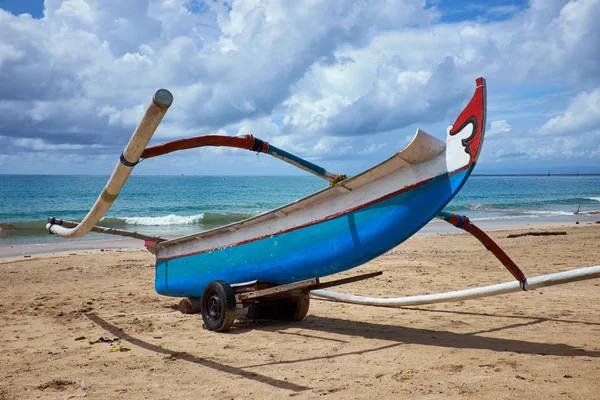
<box><xmin>311</xmin><ymin>265</ymin><xmax>600</xmax><ymax>307</ymax></box>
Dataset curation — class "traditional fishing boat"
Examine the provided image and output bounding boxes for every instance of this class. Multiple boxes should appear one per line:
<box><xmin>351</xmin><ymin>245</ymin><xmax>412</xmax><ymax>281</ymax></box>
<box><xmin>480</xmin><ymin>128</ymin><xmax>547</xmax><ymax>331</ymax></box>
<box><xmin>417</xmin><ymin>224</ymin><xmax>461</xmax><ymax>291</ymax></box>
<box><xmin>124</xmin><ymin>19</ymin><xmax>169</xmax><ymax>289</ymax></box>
<box><xmin>150</xmin><ymin>78</ymin><xmax>485</xmax><ymax>289</ymax></box>
<box><xmin>46</xmin><ymin>78</ymin><xmax>600</xmax><ymax>332</ymax></box>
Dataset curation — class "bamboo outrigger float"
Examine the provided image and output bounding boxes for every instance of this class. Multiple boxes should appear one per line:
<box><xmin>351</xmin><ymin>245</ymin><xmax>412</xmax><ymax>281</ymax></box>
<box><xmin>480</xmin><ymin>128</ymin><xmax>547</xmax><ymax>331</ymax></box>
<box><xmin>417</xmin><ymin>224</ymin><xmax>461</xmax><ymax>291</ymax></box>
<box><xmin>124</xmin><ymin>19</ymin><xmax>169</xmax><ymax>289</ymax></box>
<box><xmin>46</xmin><ymin>78</ymin><xmax>600</xmax><ymax>332</ymax></box>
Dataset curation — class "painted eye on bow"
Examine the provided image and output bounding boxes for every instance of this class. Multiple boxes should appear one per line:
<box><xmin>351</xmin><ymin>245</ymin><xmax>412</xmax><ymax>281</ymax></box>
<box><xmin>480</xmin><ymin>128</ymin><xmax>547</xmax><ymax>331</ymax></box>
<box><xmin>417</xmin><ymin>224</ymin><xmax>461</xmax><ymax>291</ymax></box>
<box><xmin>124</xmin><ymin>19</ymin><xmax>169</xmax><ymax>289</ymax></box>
<box><xmin>448</xmin><ymin>116</ymin><xmax>478</xmax><ymax>160</ymax></box>
<box><xmin>449</xmin><ymin>116</ymin><xmax>478</xmax><ymax>139</ymax></box>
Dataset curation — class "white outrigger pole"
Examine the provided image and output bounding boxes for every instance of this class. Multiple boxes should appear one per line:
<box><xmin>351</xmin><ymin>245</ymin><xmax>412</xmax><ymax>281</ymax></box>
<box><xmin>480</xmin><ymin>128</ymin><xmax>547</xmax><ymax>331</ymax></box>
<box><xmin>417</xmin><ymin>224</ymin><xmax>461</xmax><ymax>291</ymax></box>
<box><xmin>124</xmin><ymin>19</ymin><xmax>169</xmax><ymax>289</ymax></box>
<box><xmin>312</xmin><ymin>211</ymin><xmax>600</xmax><ymax>307</ymax></box>
<box><xmin>46</xmin><ymin>89</ymin><xmax>173</xmax><ymax>238</ymax></box>
<box><xmin>312</xmin><ymin>266</ymin><xmax>600</xmax><ymax>307</ymax></box>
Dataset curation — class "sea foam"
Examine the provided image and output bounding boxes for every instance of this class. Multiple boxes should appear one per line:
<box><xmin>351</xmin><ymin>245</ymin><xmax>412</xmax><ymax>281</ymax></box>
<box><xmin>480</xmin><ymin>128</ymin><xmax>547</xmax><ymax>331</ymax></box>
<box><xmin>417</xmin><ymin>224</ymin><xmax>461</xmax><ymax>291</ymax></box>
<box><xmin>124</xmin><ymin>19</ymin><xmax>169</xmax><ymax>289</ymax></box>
<box><xmin>122</xmin><ymin>213</ymin><xmax>205</xmax><ymax>226</ymax></box>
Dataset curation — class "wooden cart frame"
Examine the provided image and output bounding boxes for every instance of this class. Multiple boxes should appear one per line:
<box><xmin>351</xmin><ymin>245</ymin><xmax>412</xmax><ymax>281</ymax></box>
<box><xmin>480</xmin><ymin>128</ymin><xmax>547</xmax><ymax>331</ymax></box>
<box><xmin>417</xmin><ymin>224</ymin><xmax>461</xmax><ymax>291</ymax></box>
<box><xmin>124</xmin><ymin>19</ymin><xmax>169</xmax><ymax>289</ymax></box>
<box><xmin>177</xmin><ymin>271</ymin><xmax>382</xmax><ymax>331</ymax></box>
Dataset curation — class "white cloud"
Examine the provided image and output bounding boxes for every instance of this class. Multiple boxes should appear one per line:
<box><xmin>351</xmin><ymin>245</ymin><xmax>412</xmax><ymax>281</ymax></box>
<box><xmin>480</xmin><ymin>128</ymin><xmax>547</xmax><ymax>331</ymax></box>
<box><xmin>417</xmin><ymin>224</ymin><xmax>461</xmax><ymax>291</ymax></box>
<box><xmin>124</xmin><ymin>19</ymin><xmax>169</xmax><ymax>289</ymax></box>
<box><xmin>486</xmin><ymin>5</ymin><xmax>522</xmax><ymax>17</ymax></box>
<box><xmin>13</xmin><ymin>137</ymin><xmax>104</xmax><ymax>151</ymax></box>
<box><xmin>0</xmin><ymin>0</ymin><xmax>599</xmax><ymax>174</ymax></box>
<box><xmin>487</xmin><ymin>120</ymin><xmax>512</xmax><ymax>136</ymax></box>
<box><xmin>0</xmin><ymin>42</ymin><xmax>24</xmax><ymax>66</ymax></box>
<box><xmin>539</xmin><ymin>87</ymin><xmax>600</xmax><ymax>135</ymax></box>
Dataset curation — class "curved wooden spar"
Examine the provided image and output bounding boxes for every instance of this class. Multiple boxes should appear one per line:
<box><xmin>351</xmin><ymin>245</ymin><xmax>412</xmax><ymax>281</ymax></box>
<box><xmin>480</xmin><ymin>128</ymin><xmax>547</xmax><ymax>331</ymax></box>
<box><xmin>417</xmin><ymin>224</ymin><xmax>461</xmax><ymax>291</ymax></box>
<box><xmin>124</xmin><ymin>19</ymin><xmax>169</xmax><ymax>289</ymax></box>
<box><xmin>436</xmin><ymin>211</ymin><xmax>527</xmax><ymax>286</ymax></box>
<box><xmin>46</xmin><ymin>89</ymin><xmax>173</xmax><ymax>239</ymax></box>
<box><xmin>311</xmin><ymin>265</ymin><xmax>600</xmax><ymax>307</ymax></box>
<box><xmin>141</xmin><ymin>134</ymin><xmax>341</xmax><ymax>183</ymax></box>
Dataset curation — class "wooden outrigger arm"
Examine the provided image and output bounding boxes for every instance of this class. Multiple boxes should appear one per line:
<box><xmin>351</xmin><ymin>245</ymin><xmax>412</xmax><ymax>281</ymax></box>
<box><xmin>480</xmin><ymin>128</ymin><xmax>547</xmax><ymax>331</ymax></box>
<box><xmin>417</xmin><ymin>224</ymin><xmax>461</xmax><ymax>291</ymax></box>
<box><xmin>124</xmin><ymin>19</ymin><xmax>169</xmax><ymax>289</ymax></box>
<box><xmin>46</xmin><ymin>89</ymin><xmax>173</xmax><ymax>239</ymax></box>
<box><xmin>435</xmin><ymin>211</ymin><xmax>528</xmax><ymax>289</ymax></box>
<box><xmin>141</xmin><ymin>134</ymin><xmax>344</xmax><ymax>183</ymax></box>
<box><xmin>45</xmin><ymin>88</ymin><xmax>343</xmax><ymax>241</ymax></box>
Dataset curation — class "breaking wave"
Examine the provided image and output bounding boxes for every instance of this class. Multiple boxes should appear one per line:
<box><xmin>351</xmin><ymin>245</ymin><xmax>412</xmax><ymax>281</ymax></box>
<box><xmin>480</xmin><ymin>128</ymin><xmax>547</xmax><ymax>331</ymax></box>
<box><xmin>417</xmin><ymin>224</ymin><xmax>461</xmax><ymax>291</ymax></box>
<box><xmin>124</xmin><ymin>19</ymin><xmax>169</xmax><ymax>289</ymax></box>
<box><xmin>467</xmin><ymin>204</ymin><xmax>506</xmax><ymax>212</ymax></box>
<box><xmin>100</xmin><ymin>212</ymin><xmax>254</xmax><ymax>227</ymax></box>
<box><xmin>120</xmin><ymin>214</ymin><xmax>205</xmax><ymax>226</ymax></box>
<box><xmin>523</xmin><ymin>210</ymin><xmax>575</xmax><ymax>216</ymax></box>
<box><xmin>0</xmin><ymin>212</ymin><xmax>257</xmax><ymax>240</ymax></box>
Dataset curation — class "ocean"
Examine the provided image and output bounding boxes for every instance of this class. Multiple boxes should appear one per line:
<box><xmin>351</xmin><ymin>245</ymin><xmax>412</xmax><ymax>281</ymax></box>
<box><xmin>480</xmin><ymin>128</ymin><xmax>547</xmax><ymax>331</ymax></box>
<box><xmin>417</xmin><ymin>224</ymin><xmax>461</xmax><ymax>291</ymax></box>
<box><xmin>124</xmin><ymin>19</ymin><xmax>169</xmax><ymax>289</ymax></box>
<box><xmin>1</xmin><ymin>175</ymin><xmax>599</xmax><ymax>246</ymax></box>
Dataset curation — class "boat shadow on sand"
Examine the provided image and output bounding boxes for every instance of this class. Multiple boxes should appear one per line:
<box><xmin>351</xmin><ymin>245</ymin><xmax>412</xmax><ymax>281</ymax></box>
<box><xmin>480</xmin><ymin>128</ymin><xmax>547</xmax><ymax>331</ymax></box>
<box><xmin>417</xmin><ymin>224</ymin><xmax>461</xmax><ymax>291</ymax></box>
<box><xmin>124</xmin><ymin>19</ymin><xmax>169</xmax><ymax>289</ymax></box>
<box><xmin>84</xmin><ymin>307</ymin><xmax>599</xmax><ymax>392</ymax></box>
<box><xmin>230</xmin><ymin>313</ymin><xmax>600</xmax><ymax>361</ymax></box>
<box><xmin>87</xmin><ymin>307</ymin><xmax>600</xmax><ymax>371</ymax></box>
<box><xmin>84</xmin><ymin>312</ymin><xmax>311</xmax><ymax>392</ymax></box>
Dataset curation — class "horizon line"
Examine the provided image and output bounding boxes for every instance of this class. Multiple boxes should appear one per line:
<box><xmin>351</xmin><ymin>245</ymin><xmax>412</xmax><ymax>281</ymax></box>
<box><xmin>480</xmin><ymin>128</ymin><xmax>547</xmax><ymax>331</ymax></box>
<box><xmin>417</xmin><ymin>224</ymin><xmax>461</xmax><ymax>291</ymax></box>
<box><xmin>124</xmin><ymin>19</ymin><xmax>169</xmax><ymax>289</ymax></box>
<box><xmin>472</xmin><ymin>173</ymin><xmax>600</xmax><ymax>177</ymax></box>
<box><xmin>1</xmin><ymin>173</ymin><xmax>600</xmax><ymax>177</ymax></box>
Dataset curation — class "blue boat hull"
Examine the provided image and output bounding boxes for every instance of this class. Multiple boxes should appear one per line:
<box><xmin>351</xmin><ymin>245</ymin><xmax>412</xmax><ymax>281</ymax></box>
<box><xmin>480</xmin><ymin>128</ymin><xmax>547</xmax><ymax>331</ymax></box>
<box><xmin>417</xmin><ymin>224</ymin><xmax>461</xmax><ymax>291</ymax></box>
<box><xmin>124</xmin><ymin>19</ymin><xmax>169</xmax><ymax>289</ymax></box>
<box><xmin>155</xmin><ymin>168</ymin><xmax>469</xmax><ymax>297</ymax></box>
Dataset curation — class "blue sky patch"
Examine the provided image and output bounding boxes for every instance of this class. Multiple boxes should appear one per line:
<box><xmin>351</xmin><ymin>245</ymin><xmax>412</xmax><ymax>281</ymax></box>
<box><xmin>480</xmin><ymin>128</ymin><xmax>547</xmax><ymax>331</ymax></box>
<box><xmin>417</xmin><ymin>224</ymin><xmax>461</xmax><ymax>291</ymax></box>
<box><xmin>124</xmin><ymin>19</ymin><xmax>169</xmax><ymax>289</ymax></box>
<box><xmin>1</xmin><ymin>0</ymin><xmax>43</xmax><ymax>18</ymax></box>
<box><xmin>428</xmin><ymin>0</ymin><xmax>529</xmax><ymax>22</ymax></box>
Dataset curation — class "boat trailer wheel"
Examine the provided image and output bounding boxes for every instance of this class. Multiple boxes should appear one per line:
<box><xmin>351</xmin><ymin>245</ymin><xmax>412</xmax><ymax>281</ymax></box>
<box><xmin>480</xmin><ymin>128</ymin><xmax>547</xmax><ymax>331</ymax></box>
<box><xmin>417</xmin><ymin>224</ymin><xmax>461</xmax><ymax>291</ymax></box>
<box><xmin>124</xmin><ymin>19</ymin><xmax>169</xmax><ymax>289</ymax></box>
<box><xmin>201</xmin><ymin>280</ymin><xmax>236</xmax><ymax>332</ymax></box>
<box><xmin>248</xmin><ymin>293</ymin><xmax>310</xmax><ymax>321</ymax></box>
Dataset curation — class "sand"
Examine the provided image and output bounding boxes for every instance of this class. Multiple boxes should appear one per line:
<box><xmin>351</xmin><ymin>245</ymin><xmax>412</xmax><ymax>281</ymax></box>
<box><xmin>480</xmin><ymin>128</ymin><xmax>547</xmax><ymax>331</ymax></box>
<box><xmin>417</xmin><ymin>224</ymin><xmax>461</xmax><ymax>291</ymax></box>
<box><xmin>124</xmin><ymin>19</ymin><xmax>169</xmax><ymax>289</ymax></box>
<box><xmin>1</xmin><ymin>223</ymin><xmax>599</xmax><ymax>399</ymax></box>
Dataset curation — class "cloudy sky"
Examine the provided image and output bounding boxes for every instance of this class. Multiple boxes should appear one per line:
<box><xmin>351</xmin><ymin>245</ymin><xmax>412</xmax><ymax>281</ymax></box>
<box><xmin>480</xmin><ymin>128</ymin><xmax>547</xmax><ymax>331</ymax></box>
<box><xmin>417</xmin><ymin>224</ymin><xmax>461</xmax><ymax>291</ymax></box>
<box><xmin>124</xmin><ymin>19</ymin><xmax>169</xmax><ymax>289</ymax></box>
<box><xmin>1</xmin><ymin>0</ymin><xmax>599</xmax><ymax>176</ymax></box>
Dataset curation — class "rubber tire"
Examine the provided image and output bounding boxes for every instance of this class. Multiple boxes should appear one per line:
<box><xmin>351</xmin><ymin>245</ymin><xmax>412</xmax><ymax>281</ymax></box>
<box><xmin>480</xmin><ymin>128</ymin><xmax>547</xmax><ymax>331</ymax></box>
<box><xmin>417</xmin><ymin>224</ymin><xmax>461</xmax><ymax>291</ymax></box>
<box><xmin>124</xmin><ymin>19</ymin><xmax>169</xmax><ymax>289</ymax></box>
<box><xmin>201</xmin><ymin>281</ymin><xmax>236</xmax><ymax>332</ymax></box>
<box><xmin>248</xmin><ymin>294</ymin><xmax>310</xmax><ymax>321</ymax></box>
<box><xmin>285</xmin><ymin>294</ymin><xmax>310</xmax><ymax>321</ymax></box>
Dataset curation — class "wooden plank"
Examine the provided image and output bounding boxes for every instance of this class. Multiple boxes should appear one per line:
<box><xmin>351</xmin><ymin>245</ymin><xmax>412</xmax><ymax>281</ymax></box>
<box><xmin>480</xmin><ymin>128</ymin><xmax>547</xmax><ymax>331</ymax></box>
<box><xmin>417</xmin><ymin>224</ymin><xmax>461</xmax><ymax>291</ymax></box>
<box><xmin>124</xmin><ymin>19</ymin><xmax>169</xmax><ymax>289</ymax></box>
<box><xmin>235</xmin><ymin>271</ymin><xmax>382</xmax><ymax>303</ymax></box>
<box><xmin>313</xmin><ymin>271</ymin><xmax>382</xmax><ymax>290</ymax></box>
<box><xmin>239</xmin><ymin>289</ymin><xmax>306</xmax><ymax>306</ymax></box>
<box><xmin>233</xmin><ymin>280</ymin><xmax>274</xmax><ymax>294</ymax></box>
<box><xmin>237</xmin><ymin>278</ymin><xmax>319</xmax><ymax>301</ymax></box>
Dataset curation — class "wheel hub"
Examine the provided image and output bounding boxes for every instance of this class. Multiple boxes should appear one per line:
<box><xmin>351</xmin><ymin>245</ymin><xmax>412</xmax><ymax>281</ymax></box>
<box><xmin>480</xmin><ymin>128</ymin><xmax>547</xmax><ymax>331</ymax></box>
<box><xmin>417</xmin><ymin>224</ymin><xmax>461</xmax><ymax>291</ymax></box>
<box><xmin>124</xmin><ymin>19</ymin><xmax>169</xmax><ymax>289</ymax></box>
<box><xmin>207</xmin><ymin>293</ymin><xmax>222</xmax><ymax>319</ymax></box>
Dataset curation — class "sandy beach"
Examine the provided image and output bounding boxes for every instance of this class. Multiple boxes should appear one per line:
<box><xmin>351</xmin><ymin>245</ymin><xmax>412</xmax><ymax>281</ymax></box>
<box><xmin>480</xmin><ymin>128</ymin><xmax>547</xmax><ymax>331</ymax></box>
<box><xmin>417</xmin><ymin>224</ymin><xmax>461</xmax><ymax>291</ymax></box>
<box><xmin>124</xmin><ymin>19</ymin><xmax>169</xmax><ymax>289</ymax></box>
<box><xmin>1</xmin><ymin>222</ymin><xmax>599</xmax><ymax>399</ymax></box>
